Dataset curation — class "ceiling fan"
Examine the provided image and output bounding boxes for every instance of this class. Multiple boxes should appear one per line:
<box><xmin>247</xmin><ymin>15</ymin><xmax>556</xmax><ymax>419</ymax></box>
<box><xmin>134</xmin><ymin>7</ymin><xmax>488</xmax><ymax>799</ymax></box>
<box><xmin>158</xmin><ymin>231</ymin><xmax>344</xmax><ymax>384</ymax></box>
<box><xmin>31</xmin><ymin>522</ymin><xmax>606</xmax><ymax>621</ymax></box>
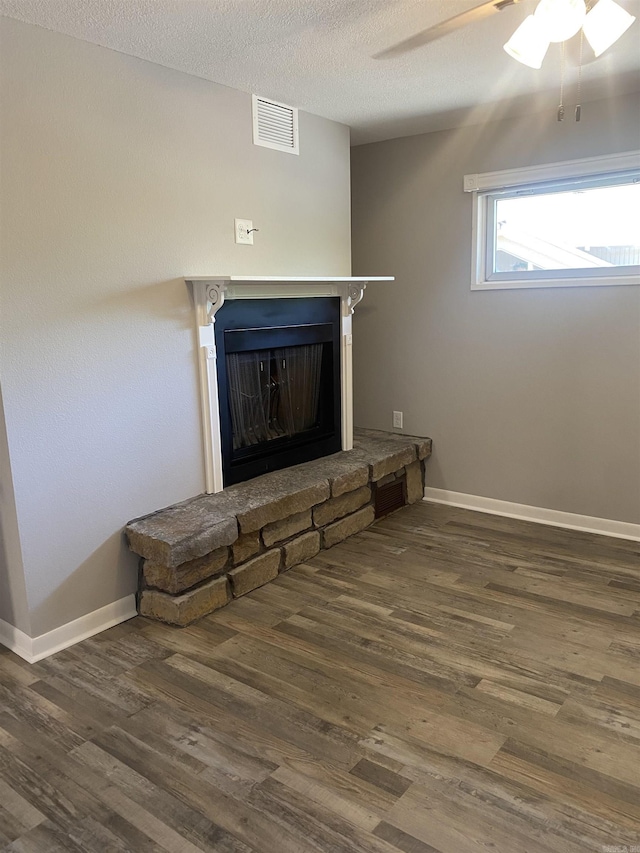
<box><xmin>375</xmin><ymin>0</ymin><xmax>636</xmax><ymax>68</ymax></box>
<box><xmin>375</xmin><ymin>0</ymin><xmax>523</xmax><ymax>58</ymax></box>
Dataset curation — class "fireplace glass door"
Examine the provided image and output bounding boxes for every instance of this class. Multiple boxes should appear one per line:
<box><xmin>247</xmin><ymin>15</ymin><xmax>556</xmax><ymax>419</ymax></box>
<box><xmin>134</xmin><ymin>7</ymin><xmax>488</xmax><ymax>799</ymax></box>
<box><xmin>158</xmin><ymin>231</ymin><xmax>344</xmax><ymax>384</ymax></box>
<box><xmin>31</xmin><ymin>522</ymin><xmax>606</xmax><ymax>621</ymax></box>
<box><xmin>216</xmin><ymin>298</ymin><xmax>341</xmax><ymax>485</ymax></box>
<box><xmin>227</xmin><ymin>344</ymin><xmax>323</xmax><ymax>450</ymax></box>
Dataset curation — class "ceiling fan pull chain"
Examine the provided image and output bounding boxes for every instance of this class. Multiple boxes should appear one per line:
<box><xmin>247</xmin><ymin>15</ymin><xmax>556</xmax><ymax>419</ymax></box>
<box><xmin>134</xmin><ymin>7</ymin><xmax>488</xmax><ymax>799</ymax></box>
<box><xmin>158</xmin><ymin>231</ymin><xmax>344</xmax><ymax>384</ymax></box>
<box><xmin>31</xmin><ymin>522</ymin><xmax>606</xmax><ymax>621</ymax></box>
<box><xmin>575</xmin><ymin>25</ymin><xmax>585</xmax><ymax>121</ymax></box>
<box><xmin>557</xmin><ymin>41</ymin><xmax>566</xmax><ymax>121</ymax></box>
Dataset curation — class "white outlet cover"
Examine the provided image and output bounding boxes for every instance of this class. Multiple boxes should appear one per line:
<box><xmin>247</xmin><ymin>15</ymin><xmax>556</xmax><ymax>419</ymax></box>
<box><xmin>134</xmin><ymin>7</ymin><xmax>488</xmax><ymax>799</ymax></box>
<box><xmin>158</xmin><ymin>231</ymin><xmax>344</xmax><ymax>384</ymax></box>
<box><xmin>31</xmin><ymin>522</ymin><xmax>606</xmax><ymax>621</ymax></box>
<box><xmin>235</xmin><ymin>218</ymin><xmax>254</xmax><ymax>245</ymax></box>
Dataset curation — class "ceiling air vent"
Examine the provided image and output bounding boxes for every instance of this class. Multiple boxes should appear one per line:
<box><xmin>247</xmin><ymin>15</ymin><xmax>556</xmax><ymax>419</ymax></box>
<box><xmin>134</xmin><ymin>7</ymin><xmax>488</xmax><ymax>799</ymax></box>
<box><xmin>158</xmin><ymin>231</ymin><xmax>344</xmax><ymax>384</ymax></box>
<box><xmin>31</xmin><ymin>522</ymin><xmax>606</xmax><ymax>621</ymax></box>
<box><xmin>252</xmin><ymin>95</ymin><xmax>299</xmax><ymax>155</ymax></box>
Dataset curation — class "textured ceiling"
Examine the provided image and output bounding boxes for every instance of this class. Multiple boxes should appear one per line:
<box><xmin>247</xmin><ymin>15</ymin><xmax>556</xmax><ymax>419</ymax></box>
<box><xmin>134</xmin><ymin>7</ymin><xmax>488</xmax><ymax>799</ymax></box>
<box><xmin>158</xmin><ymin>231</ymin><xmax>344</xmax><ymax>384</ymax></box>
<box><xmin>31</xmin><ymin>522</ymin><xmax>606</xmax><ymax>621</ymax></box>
<box><xmin>1</xmin><ymin>0</ymin><xmax>639</xmax><ymax>143</ymax></box>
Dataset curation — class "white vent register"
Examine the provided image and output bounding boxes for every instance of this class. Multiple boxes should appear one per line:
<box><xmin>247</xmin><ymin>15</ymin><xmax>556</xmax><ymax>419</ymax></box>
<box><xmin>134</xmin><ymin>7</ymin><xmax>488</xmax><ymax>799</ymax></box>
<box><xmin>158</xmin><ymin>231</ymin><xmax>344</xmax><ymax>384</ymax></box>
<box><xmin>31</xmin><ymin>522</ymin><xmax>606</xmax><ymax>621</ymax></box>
<box><xmin>252</xmin><ymin>95</ymin><xmax>299</xmax><ymax>155</ymax></box>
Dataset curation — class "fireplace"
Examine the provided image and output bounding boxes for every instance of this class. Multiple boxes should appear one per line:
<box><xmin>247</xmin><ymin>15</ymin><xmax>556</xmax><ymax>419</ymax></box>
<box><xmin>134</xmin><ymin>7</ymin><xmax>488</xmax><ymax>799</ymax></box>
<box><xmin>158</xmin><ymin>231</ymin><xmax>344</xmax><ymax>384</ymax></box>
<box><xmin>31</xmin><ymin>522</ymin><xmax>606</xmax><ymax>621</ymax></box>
<box><xmin>186</xmin><ymin>276</ymin><xmax>393</xmax><ymax>493</ymax></box>
<box><xmin>215</xmin><ymin>297</ymin><xmax>341</xmax><ymax>485</ymax></box>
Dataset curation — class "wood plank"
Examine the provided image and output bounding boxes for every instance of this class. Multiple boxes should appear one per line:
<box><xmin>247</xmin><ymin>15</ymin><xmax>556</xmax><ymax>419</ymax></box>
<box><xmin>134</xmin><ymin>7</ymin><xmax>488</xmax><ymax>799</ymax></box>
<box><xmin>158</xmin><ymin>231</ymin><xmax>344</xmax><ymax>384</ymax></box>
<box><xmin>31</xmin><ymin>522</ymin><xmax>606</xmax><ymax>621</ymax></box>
<box><xmin>349</xmin><ymin>758</ymin><xmax>412</xmax><ymax>798</ymax></box>
<box><xmin>373</xmin><ymin>822</ymin><xmax>441</xmax><ymax>853</ymax></box>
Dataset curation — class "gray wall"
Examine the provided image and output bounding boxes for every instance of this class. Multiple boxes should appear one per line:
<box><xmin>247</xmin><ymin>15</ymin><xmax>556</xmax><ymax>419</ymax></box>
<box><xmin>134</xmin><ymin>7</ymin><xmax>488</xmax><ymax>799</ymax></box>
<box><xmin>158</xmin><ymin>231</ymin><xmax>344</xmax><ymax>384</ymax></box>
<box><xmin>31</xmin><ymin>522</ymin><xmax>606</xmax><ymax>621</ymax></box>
<box><xmin>0</xmin><ymin>17</ymin><xmax>351</xmax><ymax>637</ymax></box>
<box><xmin>351</xmin><ymin>91</ymin><xmax>640</xmax><ymax>524</ymax></box>
<box><xmin>0</xmin><ymin>384</ymin><xmax>30</xmax><ymax>634</ymax></box>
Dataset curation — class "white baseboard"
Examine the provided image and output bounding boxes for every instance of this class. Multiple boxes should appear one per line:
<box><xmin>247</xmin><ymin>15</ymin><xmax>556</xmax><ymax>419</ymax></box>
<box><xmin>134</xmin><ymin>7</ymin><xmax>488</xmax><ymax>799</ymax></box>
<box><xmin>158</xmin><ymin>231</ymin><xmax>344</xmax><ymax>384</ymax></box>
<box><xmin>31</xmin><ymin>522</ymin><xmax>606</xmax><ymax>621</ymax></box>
<box><xmin>422</xmin><ymin>487</ymin><xmax>640</xmax><ymax>542</ymax></box>
<box><xmin>0</xmin><ymin>620</ymin><xmax>33</xmax><ymax>662</ymax></box>
<box><xmin>0</xmin><ymin>595</ymin><xmax>138</xmax><ymax>664</ymax></box>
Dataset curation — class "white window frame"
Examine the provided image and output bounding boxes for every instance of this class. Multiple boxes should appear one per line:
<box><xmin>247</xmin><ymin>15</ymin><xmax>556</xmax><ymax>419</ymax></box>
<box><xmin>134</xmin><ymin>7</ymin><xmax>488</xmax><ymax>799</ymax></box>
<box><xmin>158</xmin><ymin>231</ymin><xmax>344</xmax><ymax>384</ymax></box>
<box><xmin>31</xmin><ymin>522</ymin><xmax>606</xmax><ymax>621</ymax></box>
<box><xmin>465</xmin><ymin>150</ymin><xmax>640</xmax><ymax>291</ymax></box>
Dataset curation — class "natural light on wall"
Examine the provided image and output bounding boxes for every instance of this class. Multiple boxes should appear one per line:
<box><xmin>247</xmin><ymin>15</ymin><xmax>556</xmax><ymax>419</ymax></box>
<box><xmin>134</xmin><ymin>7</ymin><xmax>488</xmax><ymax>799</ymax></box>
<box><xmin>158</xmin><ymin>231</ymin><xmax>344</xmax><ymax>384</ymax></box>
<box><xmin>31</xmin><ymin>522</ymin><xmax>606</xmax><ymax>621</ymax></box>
<box><xmin>503</xmin><ymin>0</ymin><xmax>636</xmax><ymax>69</ymax></box>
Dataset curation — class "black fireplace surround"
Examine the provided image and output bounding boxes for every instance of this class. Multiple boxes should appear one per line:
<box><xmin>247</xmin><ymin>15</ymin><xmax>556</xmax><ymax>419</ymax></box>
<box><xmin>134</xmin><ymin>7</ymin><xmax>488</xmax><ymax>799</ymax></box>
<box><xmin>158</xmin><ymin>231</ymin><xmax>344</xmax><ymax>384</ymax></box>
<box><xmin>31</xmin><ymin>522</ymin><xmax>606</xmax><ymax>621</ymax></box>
<box><xmin>215</xmin><ymin>297</ymin><xmax>342</xmax><ymax>486</ymax></box>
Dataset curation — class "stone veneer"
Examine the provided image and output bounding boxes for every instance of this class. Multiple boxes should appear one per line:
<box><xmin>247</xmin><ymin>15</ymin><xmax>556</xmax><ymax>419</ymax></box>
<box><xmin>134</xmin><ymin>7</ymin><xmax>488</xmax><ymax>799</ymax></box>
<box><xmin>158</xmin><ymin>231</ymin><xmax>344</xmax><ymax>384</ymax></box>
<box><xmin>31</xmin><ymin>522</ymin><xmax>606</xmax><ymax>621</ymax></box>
<box><xmin>126</xmin><ymin>429</ymin><xmax>432</xmax><ymax>626</ymax></box>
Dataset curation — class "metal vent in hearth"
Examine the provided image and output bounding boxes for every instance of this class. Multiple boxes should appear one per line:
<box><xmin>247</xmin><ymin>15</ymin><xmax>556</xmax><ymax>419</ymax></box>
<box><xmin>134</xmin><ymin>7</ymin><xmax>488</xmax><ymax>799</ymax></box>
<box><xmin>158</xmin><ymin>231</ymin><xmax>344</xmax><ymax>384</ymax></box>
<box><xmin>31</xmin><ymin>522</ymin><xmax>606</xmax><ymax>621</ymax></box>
<box><xmin>252</xmin><ymin>95</ymin><xmax>299</xmax><ymax>155</ymax></box>
<box><xmin>374</xmin><ymin>479</ymin><xmax>406</xmax><ymax>519</ymax></box>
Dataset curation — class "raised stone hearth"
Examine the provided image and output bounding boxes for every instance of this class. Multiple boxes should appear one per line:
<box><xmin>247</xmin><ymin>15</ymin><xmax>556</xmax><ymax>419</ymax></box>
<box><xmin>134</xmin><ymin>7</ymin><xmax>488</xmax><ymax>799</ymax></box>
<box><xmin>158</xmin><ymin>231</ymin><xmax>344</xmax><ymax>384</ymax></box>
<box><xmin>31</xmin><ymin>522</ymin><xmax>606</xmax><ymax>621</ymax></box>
<box><xmin>126</xmin><ymin>428</ymin><xmax>432</xmax><ymax>626</ymax></box>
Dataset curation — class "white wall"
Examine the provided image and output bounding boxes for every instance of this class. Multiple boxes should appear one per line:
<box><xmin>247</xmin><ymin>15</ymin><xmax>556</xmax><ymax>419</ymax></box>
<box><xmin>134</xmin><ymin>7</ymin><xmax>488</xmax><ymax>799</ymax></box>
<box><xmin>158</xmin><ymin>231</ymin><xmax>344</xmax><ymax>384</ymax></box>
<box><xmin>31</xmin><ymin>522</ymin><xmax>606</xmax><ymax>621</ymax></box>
<box><xmin>351</xmin><ymin>91</ymin><xmax>640</xmax><ymax>525</ymax></box>
<box><xmin>0</xmin><ymin>17</ymin><xmax>351</xmax><ymax>638</ymax></box>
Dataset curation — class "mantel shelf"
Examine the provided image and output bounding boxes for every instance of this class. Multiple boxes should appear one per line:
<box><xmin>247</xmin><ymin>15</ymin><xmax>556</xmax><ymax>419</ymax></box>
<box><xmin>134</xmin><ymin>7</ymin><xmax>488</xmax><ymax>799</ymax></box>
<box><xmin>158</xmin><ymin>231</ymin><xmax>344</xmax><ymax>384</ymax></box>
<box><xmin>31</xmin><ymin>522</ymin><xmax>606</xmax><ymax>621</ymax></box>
<box><xmin>185</xmin><ymin>276</ymin><xmax>394</xmax><ymax>283</ymax></box>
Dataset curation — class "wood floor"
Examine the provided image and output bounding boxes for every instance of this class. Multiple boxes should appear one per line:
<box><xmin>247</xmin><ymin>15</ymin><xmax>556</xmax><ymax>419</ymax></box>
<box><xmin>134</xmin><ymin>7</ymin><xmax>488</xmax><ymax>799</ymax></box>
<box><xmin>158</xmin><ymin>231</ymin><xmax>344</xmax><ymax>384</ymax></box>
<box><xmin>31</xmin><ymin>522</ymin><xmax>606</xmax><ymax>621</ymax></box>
<box><xmin>1</xmin><ymin>502</ymin><xmax>640</xmax><ymax>852</ymax></box>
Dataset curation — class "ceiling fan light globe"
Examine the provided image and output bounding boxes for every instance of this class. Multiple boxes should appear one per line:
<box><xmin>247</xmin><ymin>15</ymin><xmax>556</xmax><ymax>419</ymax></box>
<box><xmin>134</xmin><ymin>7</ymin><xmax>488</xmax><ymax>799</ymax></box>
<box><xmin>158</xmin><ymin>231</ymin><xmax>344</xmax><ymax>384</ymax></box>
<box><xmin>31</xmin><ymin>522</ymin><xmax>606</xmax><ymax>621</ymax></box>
<box><xmin>534</xmin><ymin>0</ymin><xmax>586</xmax><ymax>41</ymax></box>
<box><xmin>504</xmin><ymin>15</ymin><xmax>551</xmax><ymax>68</ymax></box>
<box><xmin>583</xmin><ymin>0</ymin><xmax>636</xmax><ymax>56</ymax></box>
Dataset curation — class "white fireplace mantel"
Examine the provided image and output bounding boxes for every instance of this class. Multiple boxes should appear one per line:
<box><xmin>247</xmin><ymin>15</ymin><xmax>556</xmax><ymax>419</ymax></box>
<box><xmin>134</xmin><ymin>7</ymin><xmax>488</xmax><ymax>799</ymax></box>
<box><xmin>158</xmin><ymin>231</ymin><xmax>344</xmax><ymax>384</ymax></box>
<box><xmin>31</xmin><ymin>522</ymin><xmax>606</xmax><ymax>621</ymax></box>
<box><xmin>185</xmin><ymin>276</ymin><xmax>394</xmax><ymax>494</ymax></box>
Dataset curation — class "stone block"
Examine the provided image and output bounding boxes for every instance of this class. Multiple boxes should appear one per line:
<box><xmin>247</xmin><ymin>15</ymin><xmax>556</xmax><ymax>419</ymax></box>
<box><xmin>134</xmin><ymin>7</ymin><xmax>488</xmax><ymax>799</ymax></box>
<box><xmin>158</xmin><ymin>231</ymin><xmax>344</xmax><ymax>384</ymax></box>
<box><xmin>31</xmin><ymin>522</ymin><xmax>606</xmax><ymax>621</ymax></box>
<box><xmin>354</xmin><ymin>428</ymin><xmax>431</xmax><ymax>461</ymax></box>
<box><xmin>127</xmin><ymin>512</ymin><xmax>238</xmax><ymax>569</ymax></box>
<box><xmin>376</xmin><ymin>473</ymin><xmax>396</xmax><ymax>488</ymax></box>
<box><xmin>405</xmin><ymin>460</ymin><xmax>424</xmax><ymax>504</ymax></box>
<box><xmin>313</xmin><ymin>486</ymin><xmax>371</xmax><ymax>528</ymax></box>
<box><xmin>414</xmin><ymin>437</ymin><xmax>433</xmax><ymax>460</ymax></box>
<box><xmin>237</xmin><ymin>482</ymin><xmax>329</xmax><ymax>533</ymax></box>
<box><xmin>143</xmin><ymin>547</ymin><xmax>228</xmax><ymax>594</ymax></box>
<box><xmin>232</xmin><ymin>531</ymin><xmax>261</xmax><ymax>564</ymax></box>
<box><xmin>370</xmin><ymin>447</ymin><xmax>417</xmax><ymax>482</ymax></box>
<box><xmin>323</xmin><ymin>505</ymin><xmax>375</xmax><ymax>549</ymax></box>
<box><xmin>283</xmin><ymin>530</ymin><xmax>321</xmax><ymax>570</ymax></box>
<box><xmin>331</xmin><ymin>465</ymin><xmax>370</xmax><ymax>498</ymax></box>
<box><xmin>262</xmin><ymin>510</ymin><xmax>312</xmax><ymax>547</ymax></box>
<box><xmin>229</xmin><ymin>550</ymin><xmax>281</xmax><ymax>597</ymax></box>
<box><xmin>139</xmin><ymin>576</ymin><xmax>230</xmax><ymax>627</ymax></box>
<box><xmin>299</xmin><ymin>451</ymin><xmax>370</xmax><ymax>499</ymax></box>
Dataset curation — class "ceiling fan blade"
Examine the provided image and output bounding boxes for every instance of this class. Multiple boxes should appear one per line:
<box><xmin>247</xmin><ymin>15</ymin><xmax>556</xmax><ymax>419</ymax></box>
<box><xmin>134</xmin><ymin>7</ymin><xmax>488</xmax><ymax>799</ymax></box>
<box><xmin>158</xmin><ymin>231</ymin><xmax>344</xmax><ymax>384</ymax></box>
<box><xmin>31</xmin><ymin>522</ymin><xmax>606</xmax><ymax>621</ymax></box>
<box><xmin>374</xmin><ymin>0</ymin><xmax>522</xmax><ymax>59</ymax></box>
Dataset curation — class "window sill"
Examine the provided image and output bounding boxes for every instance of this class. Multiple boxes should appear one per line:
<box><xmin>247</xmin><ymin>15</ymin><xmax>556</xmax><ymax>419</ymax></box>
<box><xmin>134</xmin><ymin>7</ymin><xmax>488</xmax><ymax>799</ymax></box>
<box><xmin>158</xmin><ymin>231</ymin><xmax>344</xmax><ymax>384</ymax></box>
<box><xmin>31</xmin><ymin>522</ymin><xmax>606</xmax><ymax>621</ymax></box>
<box><xmin>472</xmin><ymin>274</ymin><xmax>640</xmax><ymax>291</ymax></box>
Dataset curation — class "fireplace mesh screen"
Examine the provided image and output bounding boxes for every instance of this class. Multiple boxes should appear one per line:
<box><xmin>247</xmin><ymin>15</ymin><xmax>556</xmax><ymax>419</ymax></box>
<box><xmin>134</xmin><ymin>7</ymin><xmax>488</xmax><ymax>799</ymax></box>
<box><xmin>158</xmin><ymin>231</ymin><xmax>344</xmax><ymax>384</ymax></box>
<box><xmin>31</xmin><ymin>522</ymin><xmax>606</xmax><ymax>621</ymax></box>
<box><xmin>227</xmin><ymin>344</ymin><xmax>323</xmax><ymax>450</ymax></box>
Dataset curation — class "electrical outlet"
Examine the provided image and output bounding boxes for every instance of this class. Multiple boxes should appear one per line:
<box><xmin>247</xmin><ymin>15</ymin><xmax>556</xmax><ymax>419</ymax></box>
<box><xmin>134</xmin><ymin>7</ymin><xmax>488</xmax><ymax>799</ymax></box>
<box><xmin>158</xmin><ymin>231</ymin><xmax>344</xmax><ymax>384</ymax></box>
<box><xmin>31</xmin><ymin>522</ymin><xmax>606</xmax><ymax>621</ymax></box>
<box><xmin>235</xmin><ymin>218</ymin><xmax>254</xmax><ymax>245</ymax></box>
<box><xmin>393</xmin><ymin>411</ymin><xmax>403</xmax><ymax>430</ymax></box>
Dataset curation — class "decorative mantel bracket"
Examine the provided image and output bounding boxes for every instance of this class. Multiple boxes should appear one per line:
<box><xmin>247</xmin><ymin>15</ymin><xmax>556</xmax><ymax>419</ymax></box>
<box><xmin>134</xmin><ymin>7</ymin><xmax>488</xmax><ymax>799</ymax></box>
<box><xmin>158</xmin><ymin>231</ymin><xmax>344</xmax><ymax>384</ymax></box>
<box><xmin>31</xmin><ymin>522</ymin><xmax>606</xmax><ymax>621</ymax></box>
<box><xmin>185</xmin><ymin>276</ymin><xmax>394</xmax><ymax>494</ymax></box>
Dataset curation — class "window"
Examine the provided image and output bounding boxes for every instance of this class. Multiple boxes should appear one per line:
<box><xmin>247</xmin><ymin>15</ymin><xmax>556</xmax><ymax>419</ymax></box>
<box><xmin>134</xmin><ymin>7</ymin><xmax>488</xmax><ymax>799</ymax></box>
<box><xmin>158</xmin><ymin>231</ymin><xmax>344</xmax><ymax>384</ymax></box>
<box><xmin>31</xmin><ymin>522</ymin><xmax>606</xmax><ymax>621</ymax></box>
<box><xmin>465</xmin><ymin>151</ymin><xmax>640</xmax><ymax>290</ymax></box>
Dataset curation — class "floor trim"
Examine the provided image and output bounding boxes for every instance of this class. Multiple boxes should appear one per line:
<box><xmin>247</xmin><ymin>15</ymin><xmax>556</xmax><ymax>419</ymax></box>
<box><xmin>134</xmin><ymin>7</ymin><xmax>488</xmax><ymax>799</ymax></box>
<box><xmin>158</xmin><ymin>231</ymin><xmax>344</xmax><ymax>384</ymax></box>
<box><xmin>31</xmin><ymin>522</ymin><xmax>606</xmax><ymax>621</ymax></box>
<box><xmin>0</xmin><ymin>619</ymin><xmax>33</xmax><ymax>661</ymax></box>
<box><xmin>0</xmin><ymin>595</ymin><xmax>138</xmax><ymax>663</ymax></box>
<box><xmin>422</xmin><ymin>487</ymin><xmax>640</xmax><ymax>541</ymax></box>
